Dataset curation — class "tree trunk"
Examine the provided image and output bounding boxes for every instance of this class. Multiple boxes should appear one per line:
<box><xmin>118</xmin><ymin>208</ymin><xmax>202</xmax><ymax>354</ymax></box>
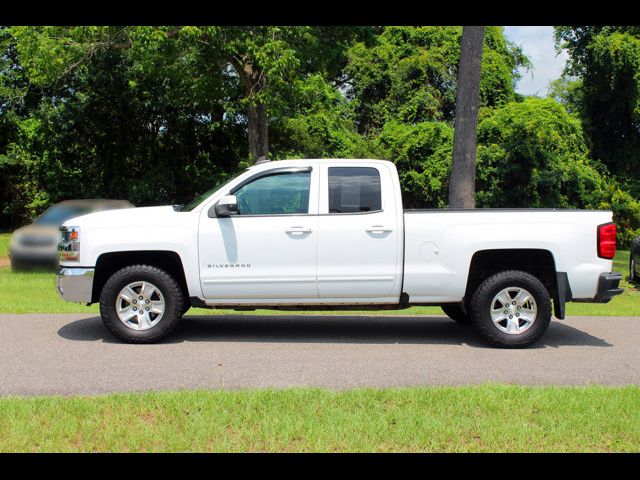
<box><xmin>247</xmin><ymin>101</ymin><xmax>268</xmax><ymax>160</ymax></box>
<box><xmin>449</xmin><ymin>26</ymin><xmax>484</xmax><ymax>208</ymax></box>
<box><xmin>230</xmin><ymin>58</ymin><xmax>269</xmax><ymax>162</ymax></box>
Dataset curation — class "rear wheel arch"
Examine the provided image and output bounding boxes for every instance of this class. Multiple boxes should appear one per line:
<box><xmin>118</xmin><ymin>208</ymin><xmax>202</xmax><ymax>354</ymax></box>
<box><xmin>464</xmin><ymin>249</ymin><xmax>558</xmax><ymax>303</ymax></box>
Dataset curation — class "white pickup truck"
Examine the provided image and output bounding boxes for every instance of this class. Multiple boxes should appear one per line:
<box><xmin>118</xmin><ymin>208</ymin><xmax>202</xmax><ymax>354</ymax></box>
<box><xmin>56</xmin><ymin>158</ymin><xmax>623</xmax><ymax>347</ymax></box>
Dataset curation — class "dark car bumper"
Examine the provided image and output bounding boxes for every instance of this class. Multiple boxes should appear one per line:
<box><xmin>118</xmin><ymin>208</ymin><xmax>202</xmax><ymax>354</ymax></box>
<box><xmin>574</xmin><ymin>272</ymin><xmax>624</xmax><ymax>304</ymax></box>
<box><xmin>8</xmin><ymin>249</ymin><xmax>59</xmax><ymax>269</ymax></box>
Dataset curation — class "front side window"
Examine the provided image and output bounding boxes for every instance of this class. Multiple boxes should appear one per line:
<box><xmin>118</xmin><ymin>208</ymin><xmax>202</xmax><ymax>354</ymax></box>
<box><xmin>234</xmin><ymin>171</ymin><xmax>311</xmax><ymax>215</ymax></box>
<box><xmin>328</xmin><ymin>167</ymin><xmax>382</xmax><ymax>213</ymax></box>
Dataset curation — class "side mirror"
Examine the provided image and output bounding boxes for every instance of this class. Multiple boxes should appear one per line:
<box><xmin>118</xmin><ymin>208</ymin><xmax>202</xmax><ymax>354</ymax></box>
<box><xmin>210</xmin><ymin>195</ymin><xmax>238</xmax><ymax>218</ymax></box>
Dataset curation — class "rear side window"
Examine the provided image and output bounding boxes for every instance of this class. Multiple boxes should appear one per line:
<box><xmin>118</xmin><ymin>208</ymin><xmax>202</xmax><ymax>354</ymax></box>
<box><xmin>328</xmin><ymin>167</ymin><xmax>382</xmax><ymax>213</ymax></box>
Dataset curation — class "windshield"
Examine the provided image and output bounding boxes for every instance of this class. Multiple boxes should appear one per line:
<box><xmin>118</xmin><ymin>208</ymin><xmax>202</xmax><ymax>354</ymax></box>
<box><xmin>36</xmin><ymin>205</ymin><xmax>96</xmax><ymax>225</ymax></box>
<box><xmin>179</xmin><ymin>173</ymin><xmax>245</xmax><ymax>212</ymax></box>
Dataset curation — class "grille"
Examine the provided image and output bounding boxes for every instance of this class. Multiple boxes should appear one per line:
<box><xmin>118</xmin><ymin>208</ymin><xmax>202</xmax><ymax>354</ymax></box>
<box><xmin>20</xmin><ymin>235</ymin><xmax>56</xmax><ymax>247</ymax></box>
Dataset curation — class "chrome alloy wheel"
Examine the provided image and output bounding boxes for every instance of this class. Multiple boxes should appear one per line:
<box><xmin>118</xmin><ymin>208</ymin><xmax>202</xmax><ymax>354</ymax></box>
<box><xmin>489</xmin><ymin>287</ymin><xmax>537</xmax><ymax>335</ymax></box>
<box><xmin>115</xmin><ymin>281</ymin><xmax>165</xmax><ymax>330</ymax></box>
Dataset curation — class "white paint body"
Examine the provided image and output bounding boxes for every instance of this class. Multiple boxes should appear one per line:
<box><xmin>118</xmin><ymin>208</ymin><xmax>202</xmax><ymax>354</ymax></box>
<box><xmin>60</xmin><ymin>159</ymin><xmax>614</xmax><ymax>306</ymax></box>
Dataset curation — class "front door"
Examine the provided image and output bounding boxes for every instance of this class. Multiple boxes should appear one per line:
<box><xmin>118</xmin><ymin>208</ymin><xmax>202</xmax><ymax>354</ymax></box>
<box><xmin>199</xmin><ymin>166</ymin><xmax>319</xmax><ymax>300</ymax></box>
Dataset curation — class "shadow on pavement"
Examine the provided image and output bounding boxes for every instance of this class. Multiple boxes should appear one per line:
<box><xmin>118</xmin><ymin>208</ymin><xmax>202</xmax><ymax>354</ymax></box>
<box><xmin>57</xmin><ymin>314</ymin><xmax>612</xmax><ymax>348</ymax></box>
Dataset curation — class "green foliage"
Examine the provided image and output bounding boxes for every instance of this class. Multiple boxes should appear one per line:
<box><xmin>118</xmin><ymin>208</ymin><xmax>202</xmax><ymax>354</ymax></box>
<box><xmin>475</xmin><ymin>97</ymin><xmax>639</xmax><ymax>244</ymax></box>
<box><xmin>344</xmin><ymin>26</ymin><xmax>527</xmax><ymax>135</ymax></box>
<box><xmin>547</xmin><ymin>76</ymin><xmax>584</xmax><ymax>117</ymax></box>
<box><xmin>555</xmin><ymin>27</ymin><xmax>640</xmax><ymax>178</ymax></box>
<box><xmin>605</xmin><ymin>187</ymin><xmax>640</xmax><ymax>246</ymax></box>
<box><xmin>476</xmin><ymin>97</ymin><xmax>608</xmax><ymax>209</ymax></box>
<box><xmin>553</xmin><ymin>26</ymin><xmax>640</xmax><ymax>242</ymax></box>
<box><xmin>1</xmin><ymin>24</ymin><xmax>638</xmax><ymax>250</ymax></box>
<box><xmin>375</xmin><ymin>121</ymin><xmax>453</xmax><ymax>208</ymax></box>
<box><xmin>271</xmin><ymin>75</ymin><xmax>376</xmax><ymax>159</ymax></box>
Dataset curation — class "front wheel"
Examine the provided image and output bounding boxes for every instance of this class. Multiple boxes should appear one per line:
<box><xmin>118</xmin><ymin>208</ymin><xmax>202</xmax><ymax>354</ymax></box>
<box><xmin>630</xmin><ymin>258</ymin><xmax>638</xmax><ymax>283</ymax></box>
<box><xmin>99</xmin><ymin>265</ymin><xmax>185</xmax><ymax>343</ymax></box>
<box><xmin>469</xmin><ymin>270</ymin><xmax>551</xmax><ymax>348</ymax></box>
<box><xmin>10</xmin><ymin>259</ymin><xmax>25</xmax><ymax>272</ymax></box>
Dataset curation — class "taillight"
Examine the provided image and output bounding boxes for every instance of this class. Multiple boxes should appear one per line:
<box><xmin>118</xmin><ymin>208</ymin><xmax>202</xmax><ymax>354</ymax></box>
<box><xmin>597</xmin><ymin>222</ymin><xmax>617</xmax><ymax>259</ymax></box>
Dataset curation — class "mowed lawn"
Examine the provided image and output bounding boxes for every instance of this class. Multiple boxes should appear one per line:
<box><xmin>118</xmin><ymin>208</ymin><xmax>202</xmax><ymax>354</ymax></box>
<box><xmin>0</xmin><ymin>233</ymin><xmax>8</xmax><ymax>258</ymax></box>
<box><xmin>1</xmin><ymin>385</ymin><xmax>639</xmax><ymax>452</ymax></box>
<box><xmin>0</xmin><ymin>232</ymin><xmax>637</xmax><ymax>315</ymax></box>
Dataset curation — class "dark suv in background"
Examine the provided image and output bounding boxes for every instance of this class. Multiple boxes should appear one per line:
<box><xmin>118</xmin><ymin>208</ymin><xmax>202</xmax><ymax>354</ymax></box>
<box><xmin>631</xmin><ymin>235</ymin><xmax>640</xmax><ymax>283</ymax></box>
<box><xmin>8</xmin><ymin>199</ymin><xmax>134</xmax><ymax>271</ymax></box>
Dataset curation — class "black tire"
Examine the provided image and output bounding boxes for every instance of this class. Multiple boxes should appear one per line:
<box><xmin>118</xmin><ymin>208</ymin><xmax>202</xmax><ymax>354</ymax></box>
<box><xmin>99</xmin><ymin>264</ymin><xmax>184</xmax><ymax>343</ymax></box>
<box><xmin>10</xmin><ymin>259</ymin><xmax>25</xmax><ymax>272</ymax></box>
<box><xmin>181</xmin><ymin>303</ymin><xmax>191</xmax><ymax>316</ymax></box>
<box><xmin>630</xmin><ymin>258</ymin><xmax>638</xmax><ymax>283</ymax></box>
<box><xmin>441</xmin><ymin>304</ymin><xmax>472</xmax><ymax>324</ymax></box>
<box><xmin>469</xmin><ymin>270</ymin><xmax>552</xmax><ymax>348</ymax></box>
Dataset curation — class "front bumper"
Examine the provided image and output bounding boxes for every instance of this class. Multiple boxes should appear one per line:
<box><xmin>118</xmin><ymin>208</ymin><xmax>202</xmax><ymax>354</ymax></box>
<box><xmin>9</xmin><ymin>249</ymin><xmax>58</xmax><ymax>269</ymax></box>
<box><xmin>575</xmin><ymin>272</ymin><xmax>624</xmax><ymax>304</ymax></box>
<box><xmin>56</xmin><ymin>266</ymin><xmax>95</xmax><ymax>303</ymax></box>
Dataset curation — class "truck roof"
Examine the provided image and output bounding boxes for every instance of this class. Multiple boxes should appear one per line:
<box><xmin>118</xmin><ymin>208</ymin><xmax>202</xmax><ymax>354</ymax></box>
<box><xmin>248</xmin><ymin>158</ymin><xmax>393</xmax><ymax>169</ymax></box>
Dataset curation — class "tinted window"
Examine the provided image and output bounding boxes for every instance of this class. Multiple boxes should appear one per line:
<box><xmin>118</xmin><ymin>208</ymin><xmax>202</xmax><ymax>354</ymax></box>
<box><xmin>234</xmin><ymin>171</ymin><xmax>310</xmax><ymax>215</ymax></box>
<box><xmin>328</xmin><ymin>167</ymin><xmax>382</xmax><ymax>213</ymax></box>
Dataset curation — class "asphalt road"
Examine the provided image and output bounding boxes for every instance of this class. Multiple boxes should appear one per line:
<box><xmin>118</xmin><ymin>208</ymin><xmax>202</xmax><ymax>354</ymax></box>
<box><xmin>1</xmin><ymin>313</ymin><xmax>639</xmax><ymax>396</ymax></box>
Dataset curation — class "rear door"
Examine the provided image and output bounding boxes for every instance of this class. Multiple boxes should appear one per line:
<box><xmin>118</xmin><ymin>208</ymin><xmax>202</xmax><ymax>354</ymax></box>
<box><xmin>316</xmin><ymin>162</ymin><xmax>402</xmax><ymax>299</ymax></box>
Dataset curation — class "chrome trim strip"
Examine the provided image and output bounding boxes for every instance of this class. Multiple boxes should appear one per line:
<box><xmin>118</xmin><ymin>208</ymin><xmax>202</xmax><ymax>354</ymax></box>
<box><xmin>317</xmin><ymin>276</ymin><xmax>395</xmax><ymax>282</ymax></box>
<box><xmin>202</xmin><ymin>277</ymin><xmax>316</xmax><ymax>285</ymax></box>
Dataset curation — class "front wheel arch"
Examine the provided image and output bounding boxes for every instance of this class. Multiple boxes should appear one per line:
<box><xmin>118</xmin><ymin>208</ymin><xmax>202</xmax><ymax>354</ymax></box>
<box><xmin>92</xmin><ymin>250</ymin><xmax>190</xmax><ymax>306</ymax></box>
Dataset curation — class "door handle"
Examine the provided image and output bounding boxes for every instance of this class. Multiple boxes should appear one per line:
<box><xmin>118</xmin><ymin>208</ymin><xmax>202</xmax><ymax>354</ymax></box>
<box><xmin>285</xmin><ymin>226</ymin><xmax>312</xmax><ymax>234</ymax></box>
<box><xmin>366</xmin><ymin>225</ymin><xmax>393</xmax><ymax>233</ymax></box>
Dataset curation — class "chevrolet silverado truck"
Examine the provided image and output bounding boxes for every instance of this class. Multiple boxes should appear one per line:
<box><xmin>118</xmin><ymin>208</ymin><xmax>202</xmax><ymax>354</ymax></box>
<box><xmin>56</xmin><ymin>158</ymin><xmax>623</xmax><ymax>347</ymax></box>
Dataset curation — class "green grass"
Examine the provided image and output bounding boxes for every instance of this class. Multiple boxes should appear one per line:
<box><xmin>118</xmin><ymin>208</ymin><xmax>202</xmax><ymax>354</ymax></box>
<box><xmin>0</xmin><ymin>233</ymin><xmax>9</xmax><ymax>257</ymax></box>
<box><xmin>0</xmin><ymin>247</ymin><xmax>636</xmax><ymax>316</ymax></box>
<box><xmin>1</xmin><ymin>385</ymin><xmax>638</xmax><ymax>452</ymax></box>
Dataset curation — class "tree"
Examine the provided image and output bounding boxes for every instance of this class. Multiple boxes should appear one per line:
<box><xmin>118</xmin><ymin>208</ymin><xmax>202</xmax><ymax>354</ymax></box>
<box><xmin>448</xmin><ymin>26</ymin><xmax>485</xmax><ymax>208</ymax></box>
<box><xmin>344</xmin><ymin>26</ymin><xmax>527</xmax><ymax>137</ymax></box>
<box><xmin>475</xmin><ymin>96</ymin><xmax>640</xmax><ymax>244</ymax></box>
<box><xmin>9</xmin><ymin>26</ymin><xmax>368</xmax><ymax>162</ymax></box>
<box><xmin>555</xmin><ymin>26</ymin><xmax>640</xmax><ymax>188</ymax></box>
<box><xmin>475</xmin><ymin>97</ymin><xmax>607</xmax><ymax>208</ymax></box>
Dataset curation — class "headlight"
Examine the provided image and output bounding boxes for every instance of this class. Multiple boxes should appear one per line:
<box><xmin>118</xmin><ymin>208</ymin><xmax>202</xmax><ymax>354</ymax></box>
<box><xmin>58</xmin><ymin>226</ymin><xmax>81</xmax><ymax>262</ymax></box>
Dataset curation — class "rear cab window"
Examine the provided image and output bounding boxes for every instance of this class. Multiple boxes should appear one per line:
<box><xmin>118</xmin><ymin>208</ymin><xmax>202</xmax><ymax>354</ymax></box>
<box><xmin>328</xmin><ymin>167</ymin><xmax>382</xmax><ymax>214</ymax></box>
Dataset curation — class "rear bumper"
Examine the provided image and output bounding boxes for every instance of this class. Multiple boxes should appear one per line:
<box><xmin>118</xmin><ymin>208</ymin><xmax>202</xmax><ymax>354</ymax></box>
<box><xmin>574</xmin><ymin>272</ymin><xmax>624</xmax><ymax>304</ymax></box>
<box><xmin>56</xmin><ymin>266</ymin><xmax>94</xmax><ymax>303</ymax></box>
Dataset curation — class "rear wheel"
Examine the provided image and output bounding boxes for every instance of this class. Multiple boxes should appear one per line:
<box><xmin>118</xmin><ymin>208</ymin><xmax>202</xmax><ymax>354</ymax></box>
<box><xmin>99</xmin><ymin>264</ymin><xmax>184</xmax><ymax>343</ymax></box>
<box><xmin>469</xmin><ymin>270</ymin><xmax>551</xmax><ymax>348</ymax></box>
<box><xmin>441</xmin><ymin>304</ymin><xmax>471</xmax><ymax>324</ymax></box>
<box><xmin>630</xmin><ymin>258</ymin><xmax>638</xmax><ymax>283</ymax></box>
